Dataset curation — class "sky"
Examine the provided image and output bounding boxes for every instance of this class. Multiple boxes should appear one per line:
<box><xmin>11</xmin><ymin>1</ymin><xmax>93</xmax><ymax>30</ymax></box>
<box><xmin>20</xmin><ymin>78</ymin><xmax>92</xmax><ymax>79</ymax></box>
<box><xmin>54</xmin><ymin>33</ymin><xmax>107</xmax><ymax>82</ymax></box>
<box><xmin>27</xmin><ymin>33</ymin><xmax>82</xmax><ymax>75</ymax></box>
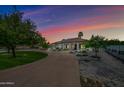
<box><xmin>0</xmin><ymin>5</ymin><xmax>124</xmax><ymax>43</ymax></box>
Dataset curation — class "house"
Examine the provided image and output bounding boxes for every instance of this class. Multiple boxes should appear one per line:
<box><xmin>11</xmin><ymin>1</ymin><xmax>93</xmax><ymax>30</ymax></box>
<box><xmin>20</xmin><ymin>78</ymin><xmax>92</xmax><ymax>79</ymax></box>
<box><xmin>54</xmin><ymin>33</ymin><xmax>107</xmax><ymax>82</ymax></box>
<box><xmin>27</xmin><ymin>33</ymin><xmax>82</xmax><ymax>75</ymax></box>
<box><xmin>51</xmin><ymin>37</ymin><xmax>87</xmax><ymax>51</ymax></box>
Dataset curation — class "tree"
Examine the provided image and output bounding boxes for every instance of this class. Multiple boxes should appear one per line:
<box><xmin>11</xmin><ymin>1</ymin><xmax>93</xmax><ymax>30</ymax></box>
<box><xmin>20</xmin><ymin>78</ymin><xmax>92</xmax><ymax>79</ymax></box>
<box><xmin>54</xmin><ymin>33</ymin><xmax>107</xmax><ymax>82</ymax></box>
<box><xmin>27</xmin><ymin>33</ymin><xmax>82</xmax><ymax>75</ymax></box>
<box><xmin>78</xmin><ymin>31</ymin><xmax>83</xmax><ymax>39</ymax></box>
<box><xmin>120</xmin><ymin>41</ymin><xmax>124</xmax><ymax>45</ymax></box>
<box><xmin>0</xmin><ymin>14</ymin><xmax>12</xmax><ymax>56</ymax></box>
<box><xmin>22</xmin><ymin>19</ymin><xmax>37</xmax><ymax>47</ymax></box>
<box><xmin>86</xmin><ymin>35</ymin><xmax>105</xmax><ymax>57</ymax></box>
<box><xmin>105</xmin><ymin>39</ymin><xmax>120</xmax><ymax>45</ymax></box>
<box><xmin>41</xmin><ymin>37</ymin><xmax>49</xmax><ymax>49</ymax></box>
<box><xmin>0</xmin><ymin>6</ymin><xmax>49</xmax><ymax>57</ymax></box>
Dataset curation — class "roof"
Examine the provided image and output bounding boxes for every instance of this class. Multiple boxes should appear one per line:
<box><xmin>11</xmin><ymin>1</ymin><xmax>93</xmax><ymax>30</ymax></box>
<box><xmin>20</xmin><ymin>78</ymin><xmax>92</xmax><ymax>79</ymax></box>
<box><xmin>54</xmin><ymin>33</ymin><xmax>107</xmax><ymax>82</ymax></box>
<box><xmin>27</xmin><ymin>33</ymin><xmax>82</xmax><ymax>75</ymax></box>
<box><xmin>52</xmin><ymin>38</ymin><xmax>87</xmax><ymax>44</ymax></box>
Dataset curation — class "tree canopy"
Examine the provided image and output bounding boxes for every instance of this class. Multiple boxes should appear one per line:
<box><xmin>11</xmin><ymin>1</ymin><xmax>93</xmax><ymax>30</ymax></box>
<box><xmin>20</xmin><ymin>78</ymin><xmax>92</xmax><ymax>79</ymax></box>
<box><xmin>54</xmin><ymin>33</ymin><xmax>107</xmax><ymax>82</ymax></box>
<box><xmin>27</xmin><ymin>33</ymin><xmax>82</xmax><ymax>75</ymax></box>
<box><xmin>84</xmin><ymin>35</ymin><xmax>105</xmax><ymax>57</ymax></box>
<box><xmin>0</xmin><ymin>7</ymin><xmax>49</xmax><ymax>57</ymax></box>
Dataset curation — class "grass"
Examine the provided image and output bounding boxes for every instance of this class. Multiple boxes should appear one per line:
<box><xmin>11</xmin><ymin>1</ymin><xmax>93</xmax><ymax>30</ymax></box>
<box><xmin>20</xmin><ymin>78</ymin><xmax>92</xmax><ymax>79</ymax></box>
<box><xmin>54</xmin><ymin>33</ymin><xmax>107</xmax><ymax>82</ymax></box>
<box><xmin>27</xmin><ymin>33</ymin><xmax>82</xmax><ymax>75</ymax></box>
<box><xmin>0</xmin><ymin>51</ymin><xmax>48</xmax><ymax>70</ymax></box>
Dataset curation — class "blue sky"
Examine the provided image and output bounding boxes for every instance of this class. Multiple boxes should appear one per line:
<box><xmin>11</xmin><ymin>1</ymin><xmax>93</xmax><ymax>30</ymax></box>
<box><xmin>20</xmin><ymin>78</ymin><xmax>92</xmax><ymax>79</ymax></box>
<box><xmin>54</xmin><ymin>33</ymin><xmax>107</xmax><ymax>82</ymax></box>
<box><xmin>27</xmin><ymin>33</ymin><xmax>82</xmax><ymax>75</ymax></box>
<box><xmin>0</xmin><ymin>5</ymin><xmax>124</xmax><ymax>43</ymax></box>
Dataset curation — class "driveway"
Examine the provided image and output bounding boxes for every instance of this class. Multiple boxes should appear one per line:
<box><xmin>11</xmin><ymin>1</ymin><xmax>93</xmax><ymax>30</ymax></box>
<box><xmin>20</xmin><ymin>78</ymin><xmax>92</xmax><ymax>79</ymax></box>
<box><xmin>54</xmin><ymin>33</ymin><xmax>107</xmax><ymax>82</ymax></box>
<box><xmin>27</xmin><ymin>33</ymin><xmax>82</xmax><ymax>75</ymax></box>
<box><xmin>0</xmin><ymin>51</ymin><xmax>81</xmax><ymax>87</ymax></box>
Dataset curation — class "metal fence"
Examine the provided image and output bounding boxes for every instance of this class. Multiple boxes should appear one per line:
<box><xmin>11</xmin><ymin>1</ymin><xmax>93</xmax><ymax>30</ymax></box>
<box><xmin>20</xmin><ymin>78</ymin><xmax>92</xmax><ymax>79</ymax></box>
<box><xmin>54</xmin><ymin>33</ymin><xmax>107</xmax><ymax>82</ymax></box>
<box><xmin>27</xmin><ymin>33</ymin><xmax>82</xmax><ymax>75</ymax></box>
<box><xmin>106</xmin><ymin>45</ymin><xmax>124</xmax><ymax>61</ymax></box>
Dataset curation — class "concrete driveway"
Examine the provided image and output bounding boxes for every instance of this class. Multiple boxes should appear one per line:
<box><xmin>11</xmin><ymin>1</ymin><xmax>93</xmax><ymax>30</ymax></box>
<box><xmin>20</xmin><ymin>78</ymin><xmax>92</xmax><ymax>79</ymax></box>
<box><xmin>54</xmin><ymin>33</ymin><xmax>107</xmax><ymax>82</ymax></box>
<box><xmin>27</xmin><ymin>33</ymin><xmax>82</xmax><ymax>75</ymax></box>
<box><xmin>0</xmin><ymin>51</ymin><xmax>81</xmax><ymax>87</ymax></box>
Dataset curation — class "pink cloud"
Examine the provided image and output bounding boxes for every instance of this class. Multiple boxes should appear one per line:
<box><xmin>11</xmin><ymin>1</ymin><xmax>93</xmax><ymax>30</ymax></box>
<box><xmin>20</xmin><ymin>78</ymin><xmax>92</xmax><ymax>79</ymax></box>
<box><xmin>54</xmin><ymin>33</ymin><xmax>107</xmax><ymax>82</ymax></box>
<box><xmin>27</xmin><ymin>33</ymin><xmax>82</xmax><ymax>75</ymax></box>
<box><xmin>39</xmin><ymin>21</ymin><xmax>124</xmax><ymax>43</ymax></box>
<box><xmin>23</xmin><ymin>6</ymin><xmax>124</xmax><ymax>43</ymax></box>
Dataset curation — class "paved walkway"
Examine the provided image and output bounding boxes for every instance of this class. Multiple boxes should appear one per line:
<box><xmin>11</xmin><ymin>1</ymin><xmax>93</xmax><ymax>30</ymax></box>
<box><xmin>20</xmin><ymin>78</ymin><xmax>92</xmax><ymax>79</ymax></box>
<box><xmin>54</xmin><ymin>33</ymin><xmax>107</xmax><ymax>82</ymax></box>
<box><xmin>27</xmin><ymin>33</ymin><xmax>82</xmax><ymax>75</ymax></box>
<box><xmin>0</xmin><ymin>51</ymin><xmax>81</xmax><ymax>87</ymax></box>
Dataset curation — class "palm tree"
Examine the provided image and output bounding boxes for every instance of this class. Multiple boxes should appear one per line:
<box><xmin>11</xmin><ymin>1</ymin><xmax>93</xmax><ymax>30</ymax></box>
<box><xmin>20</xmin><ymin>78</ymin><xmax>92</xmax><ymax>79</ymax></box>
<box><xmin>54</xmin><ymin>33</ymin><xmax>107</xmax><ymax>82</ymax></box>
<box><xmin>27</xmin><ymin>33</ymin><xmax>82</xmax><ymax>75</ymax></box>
<box><xmin>78</xmin><ymin>32</ymin><xmax>83</xmax><ymax>39</ymax></box>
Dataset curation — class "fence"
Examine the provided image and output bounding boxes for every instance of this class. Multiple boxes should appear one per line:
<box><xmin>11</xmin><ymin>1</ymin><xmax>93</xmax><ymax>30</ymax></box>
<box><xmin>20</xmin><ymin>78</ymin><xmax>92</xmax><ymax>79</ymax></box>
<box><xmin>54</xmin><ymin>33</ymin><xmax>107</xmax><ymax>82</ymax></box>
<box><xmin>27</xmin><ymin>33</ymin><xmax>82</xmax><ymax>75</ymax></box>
<box><xmin>106</xmin><ymin>45</ymin><xmax>124</xmax><ymax>61</ymax></box>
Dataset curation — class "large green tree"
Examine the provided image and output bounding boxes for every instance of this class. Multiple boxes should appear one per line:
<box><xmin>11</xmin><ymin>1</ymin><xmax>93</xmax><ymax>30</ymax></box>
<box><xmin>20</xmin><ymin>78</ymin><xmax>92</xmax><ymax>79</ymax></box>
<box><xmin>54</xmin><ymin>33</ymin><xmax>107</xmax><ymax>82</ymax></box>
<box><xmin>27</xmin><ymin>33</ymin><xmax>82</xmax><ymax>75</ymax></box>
<box><xmin>0</xmin><ymin>10</ymin><xmax>26</xmax><ymax>57</ymax></box>
<box><xmin>0</xmin><ymin>7</ymin><xmax>49</xmax><ymax>57</ymax></box>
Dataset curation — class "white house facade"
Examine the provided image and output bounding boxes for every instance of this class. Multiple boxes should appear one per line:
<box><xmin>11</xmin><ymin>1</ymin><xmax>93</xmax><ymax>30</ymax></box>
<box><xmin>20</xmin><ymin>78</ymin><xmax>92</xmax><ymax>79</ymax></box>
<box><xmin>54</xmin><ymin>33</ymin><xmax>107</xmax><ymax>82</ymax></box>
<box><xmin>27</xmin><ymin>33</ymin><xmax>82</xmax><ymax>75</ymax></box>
<box><xmin>51</xmin><ymin>37</ymin><xmax>87</xmax><ymax>51</ymax></box>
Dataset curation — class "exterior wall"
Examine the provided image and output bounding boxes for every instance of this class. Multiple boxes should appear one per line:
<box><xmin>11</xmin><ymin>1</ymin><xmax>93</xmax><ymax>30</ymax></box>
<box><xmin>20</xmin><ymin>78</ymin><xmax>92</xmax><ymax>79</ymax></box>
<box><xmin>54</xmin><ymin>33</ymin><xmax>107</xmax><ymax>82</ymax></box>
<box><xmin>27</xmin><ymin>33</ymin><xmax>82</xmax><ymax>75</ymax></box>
<box><xmin>51</xmin><ymin>42</ymin><xmax>85</xmax><ymax>51</ymax></box>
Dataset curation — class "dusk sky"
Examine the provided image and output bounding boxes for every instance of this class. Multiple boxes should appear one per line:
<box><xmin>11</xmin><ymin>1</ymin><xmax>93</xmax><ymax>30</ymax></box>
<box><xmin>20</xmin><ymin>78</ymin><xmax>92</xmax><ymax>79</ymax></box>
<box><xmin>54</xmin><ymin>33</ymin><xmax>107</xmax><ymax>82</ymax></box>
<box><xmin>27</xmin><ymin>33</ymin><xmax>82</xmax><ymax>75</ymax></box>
<box><xmin>0</xmin><ymin>5</ymin><xmax>124</xmax><ymax>43</ymax></box>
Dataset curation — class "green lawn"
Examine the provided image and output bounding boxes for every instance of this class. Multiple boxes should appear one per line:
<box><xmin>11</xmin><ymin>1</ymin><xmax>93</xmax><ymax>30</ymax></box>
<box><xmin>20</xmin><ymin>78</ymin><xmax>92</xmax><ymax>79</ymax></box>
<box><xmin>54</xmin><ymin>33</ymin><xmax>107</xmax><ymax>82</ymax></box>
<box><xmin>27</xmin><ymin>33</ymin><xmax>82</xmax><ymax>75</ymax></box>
<box><xmin>0</xmin><ymin>51</ymin><xmax>48</xmax><ymax>70</ymax></box>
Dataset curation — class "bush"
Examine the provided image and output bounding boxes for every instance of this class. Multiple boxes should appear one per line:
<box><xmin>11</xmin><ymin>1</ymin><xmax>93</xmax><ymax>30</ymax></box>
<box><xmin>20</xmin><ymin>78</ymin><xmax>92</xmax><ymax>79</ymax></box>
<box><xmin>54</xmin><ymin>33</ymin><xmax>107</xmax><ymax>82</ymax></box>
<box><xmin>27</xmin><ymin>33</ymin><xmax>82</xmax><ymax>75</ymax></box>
<box><xmin>80</xmin><ymin>76</ymin><xmax>104</xmax><ymax>87</ymax></box>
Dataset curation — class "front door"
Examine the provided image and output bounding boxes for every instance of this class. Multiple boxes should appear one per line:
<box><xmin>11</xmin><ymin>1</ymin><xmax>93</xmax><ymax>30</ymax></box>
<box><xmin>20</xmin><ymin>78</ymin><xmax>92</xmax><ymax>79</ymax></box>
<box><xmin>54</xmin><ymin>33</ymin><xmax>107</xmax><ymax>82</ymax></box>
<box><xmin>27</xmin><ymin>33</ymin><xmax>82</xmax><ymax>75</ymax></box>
<box><xmin>74</xmin><ymin>44</ymin><xmax>77</xmax><ymax>50</ymax></box>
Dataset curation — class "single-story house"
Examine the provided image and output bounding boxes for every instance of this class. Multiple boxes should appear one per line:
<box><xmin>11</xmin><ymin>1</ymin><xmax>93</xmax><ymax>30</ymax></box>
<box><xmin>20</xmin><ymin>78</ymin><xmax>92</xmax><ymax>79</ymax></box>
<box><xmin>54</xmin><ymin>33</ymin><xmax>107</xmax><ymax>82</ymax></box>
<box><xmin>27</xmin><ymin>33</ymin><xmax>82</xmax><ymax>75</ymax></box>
<box><xmin>51</xmin><ymin>37</ymin><xmax>87</xmax><ymax>51</ymax></box>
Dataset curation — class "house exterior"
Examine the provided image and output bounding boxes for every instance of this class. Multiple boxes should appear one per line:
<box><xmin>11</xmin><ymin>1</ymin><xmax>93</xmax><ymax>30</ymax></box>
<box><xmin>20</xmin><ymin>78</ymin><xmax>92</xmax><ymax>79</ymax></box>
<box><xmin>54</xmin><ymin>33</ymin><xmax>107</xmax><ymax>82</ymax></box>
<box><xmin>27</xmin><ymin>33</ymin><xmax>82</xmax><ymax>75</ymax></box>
<box><xmin>51</xmin><ymin>37</ymin><xmax>87</xmax><ymax>51</ymax></box>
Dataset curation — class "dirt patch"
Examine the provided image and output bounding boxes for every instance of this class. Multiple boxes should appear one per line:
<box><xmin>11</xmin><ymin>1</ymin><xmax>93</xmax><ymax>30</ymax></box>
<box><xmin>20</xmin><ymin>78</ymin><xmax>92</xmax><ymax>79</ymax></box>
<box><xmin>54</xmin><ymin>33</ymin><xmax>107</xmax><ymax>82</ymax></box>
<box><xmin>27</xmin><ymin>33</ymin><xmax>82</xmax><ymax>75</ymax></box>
<box><xmin>77</xmin><ymin>50</ymin><xmax>124</xmax><ymax>87</ymax></box>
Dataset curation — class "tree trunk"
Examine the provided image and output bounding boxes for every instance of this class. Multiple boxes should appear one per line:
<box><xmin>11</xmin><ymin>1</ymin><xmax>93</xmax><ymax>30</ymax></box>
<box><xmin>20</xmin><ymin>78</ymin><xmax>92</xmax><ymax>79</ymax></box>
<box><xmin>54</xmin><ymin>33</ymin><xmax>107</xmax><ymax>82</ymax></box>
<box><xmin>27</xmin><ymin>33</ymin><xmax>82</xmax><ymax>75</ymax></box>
<box><xmin>11</xmin><ymin>47</ymin><xmax>16</xmax><ymax>57</ymax></box>
<box><xmin>95</xmin><ymin>48</ymin><xmax>98</xmax><ymax>57</ymax></box>
<box><xmin>7</xmin><ymin>47</ymin><xmax>10</xmax><ymax>54</ymax></box>
<box><xmin>95</xmin><ymin>51</ymin><xmax>98</xmax><ymax>57</ymax></box>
